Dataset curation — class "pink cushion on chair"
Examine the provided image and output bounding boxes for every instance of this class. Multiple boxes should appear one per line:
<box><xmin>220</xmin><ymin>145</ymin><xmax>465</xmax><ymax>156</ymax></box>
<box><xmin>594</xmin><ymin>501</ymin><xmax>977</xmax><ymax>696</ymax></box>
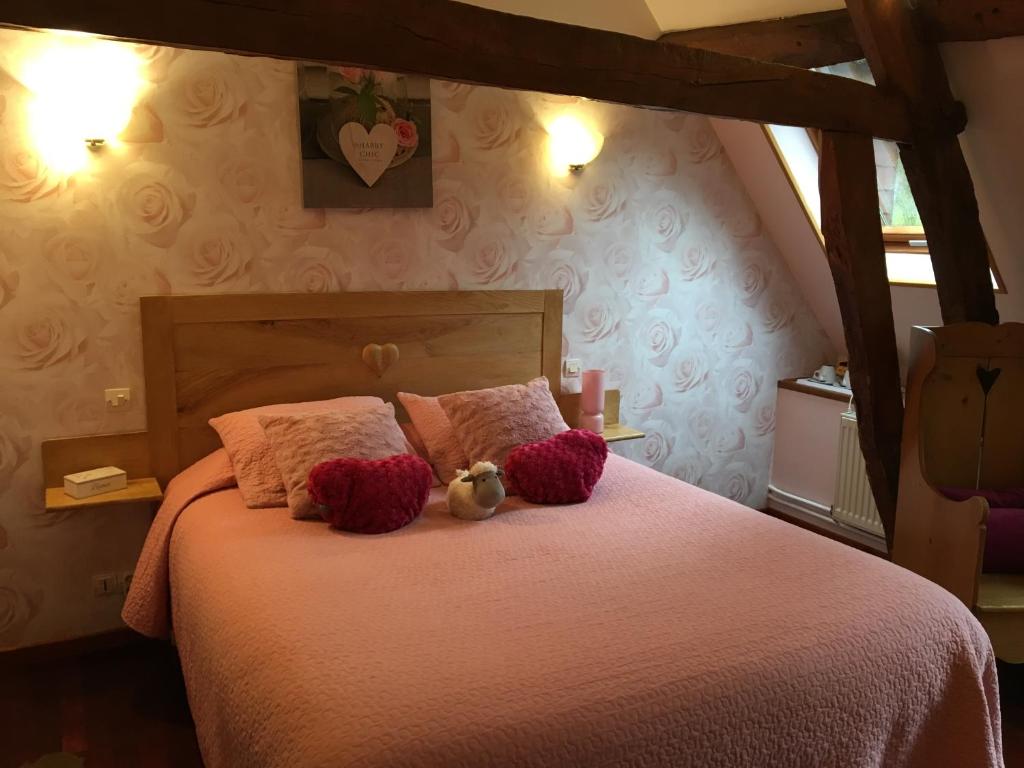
<box><xmin>397</xmin><ymin>392</ymin><xmax>469</xmax><ymax>484</ymax></box>
<box><xmin>505</xmin><ymin>429</ymin><xmax>608</xmax><ymax>504</ymax></box>
<box><xmin>983</xmin><ymin>508</ymin><xmax>1024</xmax><ymax>573</ymax></box>
<box><xmin>438</xmin><ymin>377</ymin><xmax>569</xmax><ymax>467</ymax></box>
<box><xmin>940</xmin><ymin>486</ymin><xmax>1024</xmax><ymax>509</ymax></box>
<box><xmin>210</xmin><ymin>396</ymin><xmax>386</xmax><ymax>508</ymax></box>
<box><xmin>309</xmin><ymin>454</ymin><xmax>433</xmax><ymax>534</ymax></box>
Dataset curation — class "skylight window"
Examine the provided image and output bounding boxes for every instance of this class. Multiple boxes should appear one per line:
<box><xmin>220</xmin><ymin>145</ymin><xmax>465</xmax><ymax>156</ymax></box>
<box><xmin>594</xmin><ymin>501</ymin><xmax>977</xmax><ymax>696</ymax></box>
<box><xmin>765</xmin><ymin>60</ymin><xmax>1003</xmax><ymax>291</ymax></box>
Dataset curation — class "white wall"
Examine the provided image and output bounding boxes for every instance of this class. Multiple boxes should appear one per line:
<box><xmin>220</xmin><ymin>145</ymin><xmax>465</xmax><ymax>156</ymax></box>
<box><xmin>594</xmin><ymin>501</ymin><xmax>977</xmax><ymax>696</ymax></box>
<box><xmin>463</xmin><ymin>0</ymin><xmax>661</xmax><ymax>38</ymax></box>
<box><xmin>711</xmin><ymin>118</ymin><xmax>845</xmax><ymax>355</ymax></box>
<box><xmin>646</xmin><ymin>0</ymin><xmax>843</xmax><ymax>33</ymax></box>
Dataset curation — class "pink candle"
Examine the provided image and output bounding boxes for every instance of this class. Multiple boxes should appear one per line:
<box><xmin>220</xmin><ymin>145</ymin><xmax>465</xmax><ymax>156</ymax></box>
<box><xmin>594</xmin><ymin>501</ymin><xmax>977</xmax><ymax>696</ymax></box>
<box><xmin>580</xmin><ymin>369</ymin><xmax>605</xmax><ymax>415</ymax></box>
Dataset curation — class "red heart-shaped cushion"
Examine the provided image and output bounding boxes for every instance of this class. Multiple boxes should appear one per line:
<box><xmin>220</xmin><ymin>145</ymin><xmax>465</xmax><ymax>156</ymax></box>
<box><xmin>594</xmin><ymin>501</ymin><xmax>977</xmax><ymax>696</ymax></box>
<box><xmin>505</xmin><ymin>429</ymin><xmax>608</xmax><ymax>504</ymax></box>
<box><xmin>308</xmin><ymin>453</ymin><xmax>432</xmax><ymax>534</ymax></box>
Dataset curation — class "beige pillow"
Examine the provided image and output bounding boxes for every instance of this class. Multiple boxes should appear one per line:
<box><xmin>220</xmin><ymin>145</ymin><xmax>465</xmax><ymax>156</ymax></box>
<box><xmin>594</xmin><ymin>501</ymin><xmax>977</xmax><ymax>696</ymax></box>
<box><xmin>438</xmin><ymin>377</ymin><xmax>569</xmax><ymax>467</ymax></box>
<box><xmin>259</xmin><ymin>403</ymin><xmax>410</xmax><ymax>519</ymax></box>
<box><xmin>210</xmin><ymin>396</ymin><xmax>385</xmax><ymax>508</ymax></box>
<box><xmin>397</xmin><ymin>392</ymin><xmax>470</xmax><ymax>484</ymax></box>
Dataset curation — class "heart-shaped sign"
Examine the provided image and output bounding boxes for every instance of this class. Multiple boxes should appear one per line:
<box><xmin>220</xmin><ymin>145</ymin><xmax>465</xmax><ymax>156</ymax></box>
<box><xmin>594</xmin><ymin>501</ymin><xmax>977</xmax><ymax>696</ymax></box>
<box><xmin>362</xmin><ymin>343</ymin><xmax>400</xmax><ymax>378</ymax></box>
<box><xmin>339</xmin><ymin>122</ymin><xmax>398</xmax><ymax>188</ymax></box>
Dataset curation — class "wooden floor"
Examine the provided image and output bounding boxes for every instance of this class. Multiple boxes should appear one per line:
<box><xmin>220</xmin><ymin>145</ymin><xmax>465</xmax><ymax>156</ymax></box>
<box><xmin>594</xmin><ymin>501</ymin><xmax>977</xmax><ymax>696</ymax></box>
<box><xmin>2</xmin><ymin>641</ymin><xmax>1024</xmax><ymax>767</ymax></box>
<box><xmin>0</xmin><ymin>641</ymin><xmax>203</xmax><ymax>768</ymax></box>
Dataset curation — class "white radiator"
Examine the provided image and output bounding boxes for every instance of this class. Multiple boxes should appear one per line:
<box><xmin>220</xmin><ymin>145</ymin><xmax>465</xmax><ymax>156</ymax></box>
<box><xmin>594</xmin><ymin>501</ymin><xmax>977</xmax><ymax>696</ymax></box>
<box><xmin>832</xmin><ymin>412</ymin><xmax>885</xmax><ymax>537</ymax></box>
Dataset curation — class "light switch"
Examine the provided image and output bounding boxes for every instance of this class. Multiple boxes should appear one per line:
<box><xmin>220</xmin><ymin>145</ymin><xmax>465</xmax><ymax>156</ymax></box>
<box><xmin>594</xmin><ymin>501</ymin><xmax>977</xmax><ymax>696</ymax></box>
<box><xmin>564</xmin><ymin>359</ymin><xmax>583</xmax><ymax>378</ymax></box>
<box><xmin>104</xmin><ymin>387</ymin><xmax>131</xmax><ymax>408</ymax></box>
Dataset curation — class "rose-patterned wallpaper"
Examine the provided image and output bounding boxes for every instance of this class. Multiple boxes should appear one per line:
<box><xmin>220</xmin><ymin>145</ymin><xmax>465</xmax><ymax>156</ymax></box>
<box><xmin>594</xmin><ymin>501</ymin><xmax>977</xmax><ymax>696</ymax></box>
<box><xmin>0</xmin><ymin>28</ymin><xmax>833</xmax><ymax>650</ymax></box>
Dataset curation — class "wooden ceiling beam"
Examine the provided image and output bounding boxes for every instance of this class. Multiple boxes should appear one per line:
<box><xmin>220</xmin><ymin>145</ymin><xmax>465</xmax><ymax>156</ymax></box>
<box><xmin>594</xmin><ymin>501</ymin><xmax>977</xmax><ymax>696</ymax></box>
<box><xmin>927</xmin><ymin>0</ymin><xmax>1024</xmax><ymax>42</ymax></box>
<box><xmin>847</xmin><ymin>0</ymin><xmax>999</xmax><ymax>325</ymax></box>
<box><xmin>659</xmin><ymin>11</ymin><xmax>862</xmax><ymax>69</ymax></box>
<box><xmin>660</xmin><ymin>1</ymin><xmax>1024</xmax><ymax>72</ymax></box>
<box><xmin>819</xmin><ymin>130</ymin><xmax>904</xmax><ymax>552</ymax></box>
<box><xmin>0</xmin><ymin>0</ymin><xmax>913</xmax><ymax>141</ymax></box>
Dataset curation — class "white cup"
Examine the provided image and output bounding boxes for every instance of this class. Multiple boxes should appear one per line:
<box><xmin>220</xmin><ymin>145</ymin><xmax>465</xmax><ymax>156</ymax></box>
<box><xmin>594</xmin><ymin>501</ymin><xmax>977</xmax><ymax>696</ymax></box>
<box><xmin>842</xmin><ymin>370</ymin><xmax>851</xmax><ymax>388</ymax></box>
<box><xmin>813</xmin><ymin>365</ymin><xmax>837</xmax><ymax>385</ymax></box>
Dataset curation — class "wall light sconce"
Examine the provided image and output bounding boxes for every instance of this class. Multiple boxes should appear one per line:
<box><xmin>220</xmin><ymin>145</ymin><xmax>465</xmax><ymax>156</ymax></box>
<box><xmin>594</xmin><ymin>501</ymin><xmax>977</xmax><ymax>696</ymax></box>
<box><xmin>20</xmin><ymin>36</ymin><xmax>144</xmax><ymax>173</ymax></box>
<box><xmin>546</xmin><ymin>115</ymin><xmax>604</xmax><ymax>176</ymax></box>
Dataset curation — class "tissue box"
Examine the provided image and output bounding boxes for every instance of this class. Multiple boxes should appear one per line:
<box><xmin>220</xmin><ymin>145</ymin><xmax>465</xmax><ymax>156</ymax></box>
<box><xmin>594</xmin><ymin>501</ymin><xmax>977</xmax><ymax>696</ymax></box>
<box><xmin>63</xmin><ymin>466</ymin><xmax>128</xmax><ymax>499</ymax></box>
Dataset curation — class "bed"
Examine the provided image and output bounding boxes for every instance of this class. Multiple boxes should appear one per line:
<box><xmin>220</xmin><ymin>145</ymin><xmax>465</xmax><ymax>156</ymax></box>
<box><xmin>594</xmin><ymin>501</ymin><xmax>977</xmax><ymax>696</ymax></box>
<box><xmin>124</xmin><ymin>290</ymin><xmax>1003</xmax><ymax>768</ymax></box>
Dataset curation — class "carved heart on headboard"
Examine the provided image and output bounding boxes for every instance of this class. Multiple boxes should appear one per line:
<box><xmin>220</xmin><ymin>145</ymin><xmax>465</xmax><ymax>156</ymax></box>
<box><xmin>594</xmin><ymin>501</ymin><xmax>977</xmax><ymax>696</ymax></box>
<box><xmin>362</xmin><ymin>343</ymin><xmax>400</xmax><ymax>378</ymax></box>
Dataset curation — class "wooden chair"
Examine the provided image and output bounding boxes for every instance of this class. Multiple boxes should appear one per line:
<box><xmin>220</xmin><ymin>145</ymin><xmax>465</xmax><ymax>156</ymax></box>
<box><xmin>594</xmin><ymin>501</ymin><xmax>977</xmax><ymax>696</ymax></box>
<box><xmin>894</xmin><ymin>323</ymin><xmax>1024</xmax><ymax>662</ymax></box>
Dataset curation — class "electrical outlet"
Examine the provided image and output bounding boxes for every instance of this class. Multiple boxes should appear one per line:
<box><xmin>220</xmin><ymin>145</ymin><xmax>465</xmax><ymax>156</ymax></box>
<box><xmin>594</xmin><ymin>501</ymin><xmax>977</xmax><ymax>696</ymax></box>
<box><xmin>104</xmin><ymin>387</ymin><xmax>131</xmax><ymax>409</ymax></box>
<box><xmin>92</xmin><ymin>573</ymin><xmax>119</xmax><ymax>597</ymax></box>
<box><xmin>121</xmin><ymin>570</ymin><xmax>134</xmax><ymax>595</ymax></box>
<box><xmin>564</xmin><ymin>358</ymin><xmax>582</xmax><ymax>378</ymax></box>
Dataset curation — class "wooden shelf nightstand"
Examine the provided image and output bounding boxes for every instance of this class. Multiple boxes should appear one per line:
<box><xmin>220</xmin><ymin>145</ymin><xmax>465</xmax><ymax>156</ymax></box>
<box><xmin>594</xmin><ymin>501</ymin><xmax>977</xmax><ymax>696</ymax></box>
<box><xmin>41</xmin><ymin>431</ymin><xmax>162</xmax><ymax>513</ymax></box>
<box><xmin>602</xmin><ymin>424</ymin><xmax>644</xmax><ymax>443</ymax></box>
<box><xmin>44</xmin><ymin>477</ymin><xmax>163</xmax><ymax>512</ymax></box>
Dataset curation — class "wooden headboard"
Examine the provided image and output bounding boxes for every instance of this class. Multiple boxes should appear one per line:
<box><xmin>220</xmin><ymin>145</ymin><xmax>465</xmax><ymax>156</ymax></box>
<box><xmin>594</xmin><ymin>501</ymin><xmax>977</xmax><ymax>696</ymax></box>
<box><xmin>141</xmin><ymin>290</ymin><xmax>563</xmax><ymax>484</ymax></box>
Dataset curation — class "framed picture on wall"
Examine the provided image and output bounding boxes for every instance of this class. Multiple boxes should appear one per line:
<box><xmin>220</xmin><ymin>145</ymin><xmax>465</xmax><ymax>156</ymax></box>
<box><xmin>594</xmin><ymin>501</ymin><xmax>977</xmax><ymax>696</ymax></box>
<box><xmin>297</xmin><ymin>63</ymin><xmax>433</xmax><ymax>209</ymax></box>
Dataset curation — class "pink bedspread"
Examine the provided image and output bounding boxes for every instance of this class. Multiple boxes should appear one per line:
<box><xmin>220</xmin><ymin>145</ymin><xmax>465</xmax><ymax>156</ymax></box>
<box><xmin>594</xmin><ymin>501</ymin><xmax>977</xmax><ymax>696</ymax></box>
<box><xmin>125</xmin><ymin>453</ymin><xmax>1003</xmax><ymax>768</ymax></box>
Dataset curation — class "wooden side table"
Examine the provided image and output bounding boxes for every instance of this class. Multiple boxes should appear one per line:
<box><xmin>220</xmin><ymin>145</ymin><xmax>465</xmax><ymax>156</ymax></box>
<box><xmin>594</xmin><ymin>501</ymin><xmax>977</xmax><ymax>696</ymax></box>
<box><xmin>45</xmin><ymin>478</ymin><xmax>163</xmax><ymax>512</ymax></box>
<box><xmin>558</xmin><ymin>389</ymin><xmax>644</xmax><ymax>444</ymax></box>
<box><xmin>601</xmin><ymin>424</ymin><xmax>644</xmax><ymax>443</ymax></box>
<box><xmin>41</xmin><ymin>431</ymin><xmax>162</xmax><ymax>513</ymax></box>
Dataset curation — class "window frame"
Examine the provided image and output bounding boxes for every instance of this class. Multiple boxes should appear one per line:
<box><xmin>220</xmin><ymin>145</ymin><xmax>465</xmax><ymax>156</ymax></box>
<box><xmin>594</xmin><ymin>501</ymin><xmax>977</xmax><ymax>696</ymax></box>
<box><xmin>763</xmin><ymin>125</ymin><xmax>1006</xmax><ymax>293</ymax></box>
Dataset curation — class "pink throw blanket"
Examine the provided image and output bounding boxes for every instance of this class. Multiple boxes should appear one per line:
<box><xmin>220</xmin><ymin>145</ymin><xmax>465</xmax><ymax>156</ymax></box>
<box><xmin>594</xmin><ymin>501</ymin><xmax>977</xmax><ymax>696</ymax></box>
<box><xmin>122</xmin><ymin>449</ymin><xmax>236</xmax><ymax>637</ymax></box>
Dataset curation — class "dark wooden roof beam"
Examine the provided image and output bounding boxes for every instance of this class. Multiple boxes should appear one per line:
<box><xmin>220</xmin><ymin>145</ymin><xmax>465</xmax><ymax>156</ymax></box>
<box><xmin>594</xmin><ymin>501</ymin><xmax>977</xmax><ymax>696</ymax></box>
<box><xmin>0</xmin><ymin>0</ymin><xmax>912</xmax><ymax>141</ymax></box>
<box><xmin>847</xmin><ymin>0</ymin><xmax>999</xmax><ymax>325</ymax></box>
<box><xmin>660</xmin><ymin>1</ymin><xmax>1024</xmax><ymax>71</ymax></box>
<box><xmin>660</xmin><ymin>11</ymin><xmax>862</xmax><ymax>69</ymax></box>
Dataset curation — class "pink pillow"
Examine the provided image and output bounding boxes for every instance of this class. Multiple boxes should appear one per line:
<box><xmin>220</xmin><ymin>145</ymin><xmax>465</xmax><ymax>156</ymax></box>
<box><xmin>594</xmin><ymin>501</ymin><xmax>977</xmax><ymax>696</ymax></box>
<box><xmin>210</xmin><ymin>396</ymin><xmax>385</xmax><ymax>508</ymax></box>
<box><xmin>308</xmin><ymin>454</ymin><xmax>433</xmax><ymax>534</ymax></box>
<box><xmin>400</xmin><ymin>421</ymin><xmax>441</xmax><ymax>487</ymax></box>
<box><xmin>505</xmin><ymin>429</ymin><xmax>608</xmax><ymax>504</ymax></box>
<box><xmin>438</xmin><ymin>377</ymin><xmax>569</xmax><ymax>467</ymax></box>
<box><xmin>397</xmin><ymin>392</ymin><xmax>470</xmax><ymax>484</ymax></box>
<box><xmin>259</xmin><ymin>403</ymin><xmax>410</xmax><ymax>519</ymax></box>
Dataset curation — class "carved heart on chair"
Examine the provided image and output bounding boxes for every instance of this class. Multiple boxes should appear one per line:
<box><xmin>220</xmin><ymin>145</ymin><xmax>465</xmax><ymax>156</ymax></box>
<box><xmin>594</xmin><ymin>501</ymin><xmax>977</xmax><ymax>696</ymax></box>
<box><xmin>362</xmin><ymin>343</ymin><xmax>400</xmax><ymax>378</ymax></box>
<box><xmin>976</xmin><ymin>365</ymin><xmax>1003</xmax><ymax>395</ymax></box>
<box><xmin>339</xmin><ymin>122</ymin><xmax>398</xmax><ymax>188</ymax></box>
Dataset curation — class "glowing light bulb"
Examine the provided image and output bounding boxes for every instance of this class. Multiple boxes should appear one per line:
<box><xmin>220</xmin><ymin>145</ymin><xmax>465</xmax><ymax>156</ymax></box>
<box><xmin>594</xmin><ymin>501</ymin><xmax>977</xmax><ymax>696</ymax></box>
<box><xmin>21</xmin><ymin>36</ymin><xmax>145</xmax><ymax>174</ymax></box>
<box><xmin>546</xmin><ymin>115</ymin><xmax>604</xmax><ymax>176</ymax></box>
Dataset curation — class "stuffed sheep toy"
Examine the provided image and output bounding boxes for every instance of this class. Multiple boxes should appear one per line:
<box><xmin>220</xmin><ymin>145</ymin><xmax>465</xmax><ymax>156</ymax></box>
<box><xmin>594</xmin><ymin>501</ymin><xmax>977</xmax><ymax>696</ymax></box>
<box><xmin>447</xmin><ymin>461</ymin><xmax>506</xmax><ymax>521</ymax></box>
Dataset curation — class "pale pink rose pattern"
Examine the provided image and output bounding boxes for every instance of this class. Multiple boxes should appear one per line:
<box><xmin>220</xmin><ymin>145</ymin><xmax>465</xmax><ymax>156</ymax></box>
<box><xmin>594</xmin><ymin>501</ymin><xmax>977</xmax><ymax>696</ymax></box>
<box><xmin>0</xmin><ymin>30</ymin><xmax>832</xmax><ymax>649</ymax></box>
<box><xmin>531</xmin><ymin>201</ymin><xmax>574</xmax><ymax>240</ymax></box>
<box><xmin>280</xmin><ymin>246</ymin><xmax>348</xmax><ymax>293</ymax></box>
<box><xmin>537</xmin><ymin>246</ymin><xmax>587</xmax><ymax>314</ymax></box>
<box><xmin>0</xmin><ymin>566</ymin><xmax>43</xmax><ymax>649</ymax></box>
<box><xmin>0</xmin><ymin>411</ymin><xmax>30</xmax><ymax>494</ymax></box>
<box><xmin>0</xmin><ymin>249</ymin><xmax>19</xmax><ymax>309</ymax></box>
<box><xmin>433</xmin><ymin>178</ymin><xmax>479</xmax><ymax>252</ymax></box>
<box><xmin>116</xmin><ymin>162</ymin><xmax>195</xmax><ymax>248</ymax></box>
<box><xmin>0</xmin><ymin>143</ymin><xmax>65</xmax><ymax>203</ymax></box>
<box><xmin>577</xmin><ymin>172</ymin><xmax>630</xmax><ymax>223</ymax></box>
<box><xmin>643</xmin><ymin>191</ymin><xmax>689</xmax><ymax>253</ymax></box>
